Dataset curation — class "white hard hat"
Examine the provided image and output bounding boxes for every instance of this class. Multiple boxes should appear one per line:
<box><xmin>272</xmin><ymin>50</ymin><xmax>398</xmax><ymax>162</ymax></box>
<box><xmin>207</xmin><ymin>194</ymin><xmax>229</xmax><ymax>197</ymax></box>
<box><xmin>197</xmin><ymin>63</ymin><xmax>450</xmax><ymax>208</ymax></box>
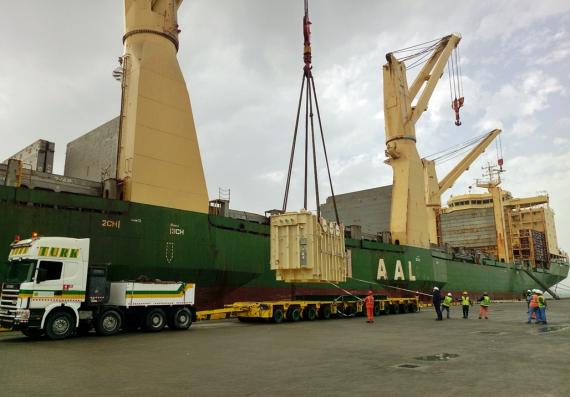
<box><xmin>537</xmin><ymin>290</ymin><xmax>543</xmax><ymax>295</ymax></box>
<box><xmin>433</xmin><ymin>287</ymin><xmax>439</xmax><ymax>291</ymax></box>
<box><xmin>447</xmin><ymin>292</ymin><xmax>452</xmax><ymax>296</ymax></box>
<box><xmin>527</xmin><ymin>290</ymin><xmax>531</xmax><ymax>292</ymax></box>
<box><xmin>532</xmin><ymin>289</ymin><xmax>539</xmax><ymax>293</ymax></box>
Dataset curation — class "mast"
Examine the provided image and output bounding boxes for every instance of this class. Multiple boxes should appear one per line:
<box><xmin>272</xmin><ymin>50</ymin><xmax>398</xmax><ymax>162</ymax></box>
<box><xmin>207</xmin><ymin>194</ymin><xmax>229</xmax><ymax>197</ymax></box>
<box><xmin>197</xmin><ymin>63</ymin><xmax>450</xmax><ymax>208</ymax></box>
<box><xmin>476</xmin><ymin>163</ymin><xmax>510</xmax><ymax>262</ymax></box>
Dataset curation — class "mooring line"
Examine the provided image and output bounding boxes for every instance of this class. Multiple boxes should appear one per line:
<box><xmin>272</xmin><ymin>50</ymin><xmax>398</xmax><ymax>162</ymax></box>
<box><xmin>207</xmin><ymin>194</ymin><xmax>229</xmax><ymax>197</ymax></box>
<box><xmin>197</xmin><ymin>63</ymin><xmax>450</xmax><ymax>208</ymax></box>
<box><xmin>327</xmin><ymin>282</ymin><xmax>364</xmax><ymax>302</ymax></box>
<box><xmin>348</xmin><ymin>276</ymin><xmax>432</xmax><ymax>297</ymax></box>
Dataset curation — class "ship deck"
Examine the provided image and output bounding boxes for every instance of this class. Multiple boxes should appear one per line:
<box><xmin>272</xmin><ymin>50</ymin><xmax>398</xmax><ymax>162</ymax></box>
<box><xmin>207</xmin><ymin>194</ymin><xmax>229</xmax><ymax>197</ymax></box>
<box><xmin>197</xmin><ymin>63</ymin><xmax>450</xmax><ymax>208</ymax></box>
<box><xmin>1</xmin><ymin>300</ymin><xmax>569</xmax><ymax>396</ymax></box>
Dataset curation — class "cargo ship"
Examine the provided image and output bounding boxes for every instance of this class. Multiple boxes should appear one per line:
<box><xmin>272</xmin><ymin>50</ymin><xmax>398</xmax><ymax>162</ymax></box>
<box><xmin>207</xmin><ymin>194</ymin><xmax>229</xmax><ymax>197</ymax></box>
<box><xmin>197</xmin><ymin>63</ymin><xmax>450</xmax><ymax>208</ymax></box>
<box><xmin>1</xmin><ymin>182</ymin><xmax>567</xmax><ymax>308</ymax></box>
<box><xmin>1</xmin><ymin>1</ymin><xmax>567</xmax><ymax>308</ymax></box>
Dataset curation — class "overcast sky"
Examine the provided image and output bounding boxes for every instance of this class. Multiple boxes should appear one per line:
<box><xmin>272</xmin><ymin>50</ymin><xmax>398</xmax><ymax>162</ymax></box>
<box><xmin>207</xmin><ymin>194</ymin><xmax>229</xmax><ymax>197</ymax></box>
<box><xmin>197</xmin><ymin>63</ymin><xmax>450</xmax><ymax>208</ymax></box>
<box><xmin>1</xmin><ymin>1</ymin><xmax>569</xmax><ymax>289</ymax></box>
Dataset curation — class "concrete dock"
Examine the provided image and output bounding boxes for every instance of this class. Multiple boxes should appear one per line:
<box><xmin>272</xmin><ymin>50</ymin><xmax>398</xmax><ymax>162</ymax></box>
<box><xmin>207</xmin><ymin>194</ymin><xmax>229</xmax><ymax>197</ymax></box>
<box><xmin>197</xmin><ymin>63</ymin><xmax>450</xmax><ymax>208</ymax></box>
<box><xmin>1</xmin><ymin>300</ymin><xmax>569</xmax><ymax>396</ymax></box>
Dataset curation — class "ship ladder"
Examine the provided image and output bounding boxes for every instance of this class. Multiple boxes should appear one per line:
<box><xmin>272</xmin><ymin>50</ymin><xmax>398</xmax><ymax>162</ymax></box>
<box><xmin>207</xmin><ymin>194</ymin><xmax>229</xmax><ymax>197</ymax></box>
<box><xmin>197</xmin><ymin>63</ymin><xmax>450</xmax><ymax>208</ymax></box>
<box><xmin>522</xmin><ymin>268</ymin><xmax>560</xmax><ymax>300</ymax></box>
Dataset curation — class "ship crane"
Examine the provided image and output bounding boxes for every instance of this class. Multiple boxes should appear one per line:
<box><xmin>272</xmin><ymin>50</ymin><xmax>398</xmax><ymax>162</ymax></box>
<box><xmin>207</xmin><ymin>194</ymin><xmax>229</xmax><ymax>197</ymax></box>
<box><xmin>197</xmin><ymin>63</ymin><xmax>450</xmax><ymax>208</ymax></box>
<box><xmin>116</xmin><ymin>0</ymin><xmax>209</xmax><ymax>213</ymax></box>
<box><xmin>383</xmin><ymin>34</ymin><xmax>463</xmax><ymax>248</ymax></box>
<box><xmin>423</xmin><ymin>128</ymin><xmax>502</xmax><ymax>245</ymax></box>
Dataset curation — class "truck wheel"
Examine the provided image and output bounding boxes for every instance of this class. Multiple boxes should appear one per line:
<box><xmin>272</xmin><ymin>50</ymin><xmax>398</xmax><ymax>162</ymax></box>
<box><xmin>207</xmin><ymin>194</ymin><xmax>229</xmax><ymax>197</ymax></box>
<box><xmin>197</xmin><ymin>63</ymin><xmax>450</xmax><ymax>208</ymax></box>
<box><xmin>144</xmin><ymin>308</ymin><xmax>166</xmax><ymax>332</ymax></box>
<box><xmin>303</xmin><ymin>307</ymin><xmax>317</xmax><ymax>321</ymax></box>
<box><xmin>95</xmin><ymin>309</ymin><xmax>122</xmax><ymax>336</ymax></box>
<box><xmin>410</xmin><ymin>303</ymin><xmax>419</xmax><ymax>313</ymax></box>
<box><xmin>272</xmin><ymin>307</ymin><xmax>284</xmax><ymax>323</ymax></box>
<box><xmin>286</xmin><ymin>307</ymin><xmax>301</xmax><ymax>322</ymax></box>
<box><xmin>22</xmin><ymin>328</ymin><xmax>44</xmax><ymax>339</ymax></box>
<box><xmin>391</xmin><ymin>304</ymin><xmax>400</xmax><ymax>314</ymax></box>
<box><xmin>171</xmin><ymin>308</ymin><xmax>192</xmax><ymax>330</ymax></box>
<box><xmin>45</xmin><ymin>311</ymin><xmax>76</xmax><ymax>340</ymax></box>
<box><xmin>383</xmin><ymin>305</ymin><xmax>391</xmax><ymax>315</ymax></box>
<box><xmin>319</xmin><ymin>305</ymin><xmax>331</xmax><ymax>320</ymax></box>
<box><xmin>401</xmin><ymin>303</ymin><xmax>410</xmax><ymax>314</ymax></box>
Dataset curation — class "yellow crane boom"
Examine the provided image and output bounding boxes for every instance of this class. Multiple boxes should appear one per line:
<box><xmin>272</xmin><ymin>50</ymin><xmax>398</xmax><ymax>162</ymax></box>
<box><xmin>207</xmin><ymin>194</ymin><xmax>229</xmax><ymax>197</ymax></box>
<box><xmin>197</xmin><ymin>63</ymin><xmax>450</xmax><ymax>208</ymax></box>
<box><xmin>438</xmin><ymin>129</ymin><xmax>501</xmax><ymax>193</ymax></box>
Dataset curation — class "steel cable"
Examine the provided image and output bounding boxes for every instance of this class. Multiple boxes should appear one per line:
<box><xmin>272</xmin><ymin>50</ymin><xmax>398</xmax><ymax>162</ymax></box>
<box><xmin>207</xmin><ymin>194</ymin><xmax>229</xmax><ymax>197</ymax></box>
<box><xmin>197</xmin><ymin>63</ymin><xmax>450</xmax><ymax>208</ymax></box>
<box><xmin>282</xmin><ymin>75</ymin><xmax>306</xmax><ymax>212</ymax></box>
<box><xmin>311</xmin><ymin>76</ymin><xmax>341</xmax><ymax>225</ymax></box>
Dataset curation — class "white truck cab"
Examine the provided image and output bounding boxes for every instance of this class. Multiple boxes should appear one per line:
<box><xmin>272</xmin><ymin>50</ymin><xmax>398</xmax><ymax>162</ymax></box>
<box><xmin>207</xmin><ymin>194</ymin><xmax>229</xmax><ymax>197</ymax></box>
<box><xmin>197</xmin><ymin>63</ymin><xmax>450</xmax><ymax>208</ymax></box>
<box><xmin>0</xmin><ymin>236</ymin><xmax>196</xmax><ymax>340</ymax></box>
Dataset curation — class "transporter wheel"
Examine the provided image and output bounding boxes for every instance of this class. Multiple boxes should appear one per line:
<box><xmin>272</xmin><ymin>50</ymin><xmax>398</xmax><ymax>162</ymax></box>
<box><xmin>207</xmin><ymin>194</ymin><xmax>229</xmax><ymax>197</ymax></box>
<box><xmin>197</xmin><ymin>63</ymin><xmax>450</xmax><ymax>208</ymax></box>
<box><xmin>170</xmin><ymin>308</ymin><xmax>192</xmax><ymax>330</ymax></box>
<box><xmin>391</xmin><ymin>304</ymin><xmax>400</xmax><ymax>315</ymax></box>
<box><xmin>21</xmin><ymin>328</ymin><xmax>44</xmax><ymax>339</ymax></box>
<box><xmin>95</xmin><ymin>309</ymin><xmax>122</xmax><ymax>336</ymax></box>
<box><xmin>342</xmin><ymin>304</ymin><xmax>355</xmax><ymax>317</ymax></box>
<box><xmin>272</xmin><ymin>307</ymin><xmax>284</xmax><ymax>323</ymax></box>
<box><xmin>144</xmin><ymin>308</ymin><xmax>166</xmax><ymax>332</ymax></box>
<box><xmin>409</xmin><ymin>303</ymin><xmax>418</xmax><ymax>313</ymax></box>
<box><xmin>373</xmin><ymin>304</ymin><xmax>381</xmax><ymax>317</ymax></box>
<box><xmin>319</xmin><ymin>305</ymin><xmax>332</xmax><ymax>320</ymax></box>
<box><xmin>401</xmin><ymin>303</ymin><xmax>410</xmax><ymax>314</ymax></box>
<box><xmin>383</xmin><ymin>305</ymin><xmax>391</xmax><ymax>315</ymax></box>
<box><xmin>287</xmin><ymin>307</ymin><xmax>301</xmax><ymax>322</ymax></box>
<box><xmin>303</xmin><ymin>307</ymin><xmax>317</xmax><ymax>321</ymax></box>
<box><xmin>45</xmin><ymin>310</ymin><xmax>76</xmax><ymax>340</ymax></box>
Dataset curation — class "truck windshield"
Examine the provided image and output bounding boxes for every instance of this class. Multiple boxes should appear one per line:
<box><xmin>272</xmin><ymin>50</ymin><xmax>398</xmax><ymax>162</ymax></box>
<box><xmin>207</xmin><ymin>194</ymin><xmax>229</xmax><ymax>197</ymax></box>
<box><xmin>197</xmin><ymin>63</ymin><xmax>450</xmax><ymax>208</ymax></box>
<box><xmin>6</xmin><ymin>260</ymin><xmax>36</xmax><ymax>283</ymax></box>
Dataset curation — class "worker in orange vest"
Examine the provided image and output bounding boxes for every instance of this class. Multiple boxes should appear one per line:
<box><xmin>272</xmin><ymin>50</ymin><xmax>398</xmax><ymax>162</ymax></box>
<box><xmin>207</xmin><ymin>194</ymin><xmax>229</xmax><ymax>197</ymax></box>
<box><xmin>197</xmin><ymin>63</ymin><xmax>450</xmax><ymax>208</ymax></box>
<box><xmin>527</xmin><ymin>289</ymin><xmax>539</xmax><ymax>323</ymax></box>
<box><xmin>477</xmin><ymin>292</ymin><xmax>491</xmax><ymax>319</ymax></box>
<box><xmin>364</xmin><ymin>290</ymin><xmax>375</xmax><ymax>323</ymax></box>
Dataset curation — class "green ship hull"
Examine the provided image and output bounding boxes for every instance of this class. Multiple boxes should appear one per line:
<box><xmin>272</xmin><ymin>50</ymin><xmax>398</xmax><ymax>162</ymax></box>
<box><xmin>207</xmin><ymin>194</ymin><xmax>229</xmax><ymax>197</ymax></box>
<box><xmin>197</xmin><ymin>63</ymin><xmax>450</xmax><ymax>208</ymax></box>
<box><xmin>1</xmin><ymin>185</ymin><xmax>567</xmax><ymax>308</ymax></box>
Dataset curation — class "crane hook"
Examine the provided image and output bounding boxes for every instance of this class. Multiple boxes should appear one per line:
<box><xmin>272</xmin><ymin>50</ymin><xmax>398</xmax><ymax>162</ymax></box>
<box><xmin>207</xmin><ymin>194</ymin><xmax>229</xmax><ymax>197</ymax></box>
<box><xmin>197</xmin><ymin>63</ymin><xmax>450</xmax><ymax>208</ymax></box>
<box><xmin>452</xmin><ymin>96</ymin><xmax>464</xmax><ymax>126</ymax></box>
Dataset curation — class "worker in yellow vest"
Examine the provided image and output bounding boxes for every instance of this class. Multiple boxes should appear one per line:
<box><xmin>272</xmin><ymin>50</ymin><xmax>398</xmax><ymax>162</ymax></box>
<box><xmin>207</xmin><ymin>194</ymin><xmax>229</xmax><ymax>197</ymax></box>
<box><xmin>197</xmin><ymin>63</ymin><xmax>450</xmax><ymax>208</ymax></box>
<box><xmin>461</xmin><ymin>291</ymin><xmax>473</xmax><ymax>319</ymax></box>
<box><xmin>536</xmin><ymin>290</ymin><xmax>548</xmax><ymax>324</ymax></box>
<box><xmin>442</xmin><ymin>292</ymin><xmax>453</xmax><ymax>319</ymax></box>
<box><xmin>478</xmin><ymin>292</ymin><xmax>491</xmax><ymax>319</ymax></box>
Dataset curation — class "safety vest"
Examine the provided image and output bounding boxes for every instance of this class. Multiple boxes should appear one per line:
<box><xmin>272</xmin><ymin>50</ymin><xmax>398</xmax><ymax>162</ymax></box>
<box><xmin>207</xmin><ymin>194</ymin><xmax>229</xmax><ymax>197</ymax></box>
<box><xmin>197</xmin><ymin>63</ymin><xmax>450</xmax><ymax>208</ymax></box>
<box><xmin>537</xmin><ymin>295</ymin><xmax>546</xmax><ymax>308</ymax></box>
<box><xmin>480</xmin><ymin>295</ymin><xmax>491</xmax><ymax>307</ymax></box>
<box><xmin>442</xmin><ymin>296</ymin><xmax>453</xmax><ymax>307</ymax></box>
<box><xmin>529</xmin><ymin>294</ymin><xmax>539</xmax><ymax>308</ymax></box>
<box><xmin>364</xmin><ymin>295</ymin><xmax>374</xmax><ymax>308</ymax></box>
<box><xmin>461</xmin><ymin>296</ymin><xmax>470</xmax><ymax>306</ymax></box>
